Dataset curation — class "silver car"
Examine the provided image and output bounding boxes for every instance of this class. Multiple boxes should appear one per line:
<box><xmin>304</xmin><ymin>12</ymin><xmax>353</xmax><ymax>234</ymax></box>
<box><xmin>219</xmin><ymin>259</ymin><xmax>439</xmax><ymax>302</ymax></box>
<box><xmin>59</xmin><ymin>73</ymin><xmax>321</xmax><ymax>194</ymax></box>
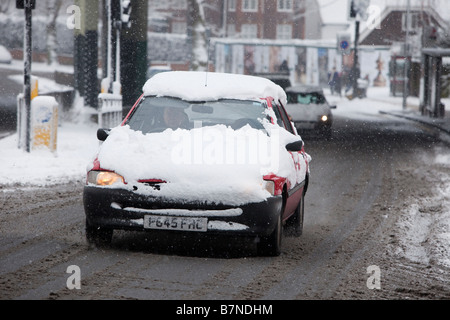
<box><xmin>284</xmin><ymin>86</ymin><xmax>336</xmax><ymax>138</ymax></box>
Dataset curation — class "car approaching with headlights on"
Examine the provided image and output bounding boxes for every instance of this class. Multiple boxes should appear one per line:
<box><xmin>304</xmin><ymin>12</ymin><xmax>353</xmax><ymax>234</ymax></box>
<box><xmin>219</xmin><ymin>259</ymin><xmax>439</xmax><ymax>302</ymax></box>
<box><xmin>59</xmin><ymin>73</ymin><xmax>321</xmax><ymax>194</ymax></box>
<box><xmin>284</xmin><ymin>86</ymin><xmax>336</xmax><ymax>139</ymax></box>
<box><xmin>83</xmin><ymin>71</ymin><xmax>311</xmax><ymax>256</ymax></box>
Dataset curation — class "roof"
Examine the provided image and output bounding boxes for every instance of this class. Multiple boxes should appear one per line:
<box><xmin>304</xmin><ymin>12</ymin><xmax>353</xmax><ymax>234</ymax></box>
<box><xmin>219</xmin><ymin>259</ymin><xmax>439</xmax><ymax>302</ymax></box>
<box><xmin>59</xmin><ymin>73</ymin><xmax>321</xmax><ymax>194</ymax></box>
<box><xmin>359</xmin><ymin>4</ymin><xmax>450</xmax><ymax>46</ymax></box>
<box><xmin>142</xmin><ymin>71</ymin><xmax>287</xmax><ymax>105</ymax></box>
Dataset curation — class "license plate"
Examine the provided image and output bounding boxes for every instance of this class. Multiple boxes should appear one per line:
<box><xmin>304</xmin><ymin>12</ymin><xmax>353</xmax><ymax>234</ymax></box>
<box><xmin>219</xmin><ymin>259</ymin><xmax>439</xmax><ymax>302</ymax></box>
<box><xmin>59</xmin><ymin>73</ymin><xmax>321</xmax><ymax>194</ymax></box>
<box><xmin>143</xmin><ymin>215</ymin><xmax>208</xmax><ymax>232</ymax></box>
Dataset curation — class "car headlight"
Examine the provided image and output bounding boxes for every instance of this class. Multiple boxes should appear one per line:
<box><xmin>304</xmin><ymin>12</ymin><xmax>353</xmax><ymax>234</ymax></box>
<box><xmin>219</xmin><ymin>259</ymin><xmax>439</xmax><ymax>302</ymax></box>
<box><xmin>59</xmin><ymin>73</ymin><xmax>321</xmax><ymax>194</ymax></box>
<box><xmin>87</xmin><ymin>171</ymin><xmax>124</xmax><ymax>186</ymax></box>
<box><xmin>320</xmin><ymin>115</ymin><xmax>328</xmax><ymax>122</ymax></box>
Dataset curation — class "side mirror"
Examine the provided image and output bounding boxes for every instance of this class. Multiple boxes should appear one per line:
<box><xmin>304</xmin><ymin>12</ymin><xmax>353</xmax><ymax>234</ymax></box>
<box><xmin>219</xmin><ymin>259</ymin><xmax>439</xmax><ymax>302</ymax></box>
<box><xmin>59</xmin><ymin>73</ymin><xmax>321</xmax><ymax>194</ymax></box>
<box><xmin>97</xmin><ymin>128</ymin><xmax>110</xmax><ymax>141</ymax></box>
<box><xmin>286</xmin><ymin>140</ymin><xmax>304</xmax><ymax>152</ymax></box>
<box><xmin>330</xmin><ymin>105</ymin><xmax>337</xmax><ymax>109</ymax></box>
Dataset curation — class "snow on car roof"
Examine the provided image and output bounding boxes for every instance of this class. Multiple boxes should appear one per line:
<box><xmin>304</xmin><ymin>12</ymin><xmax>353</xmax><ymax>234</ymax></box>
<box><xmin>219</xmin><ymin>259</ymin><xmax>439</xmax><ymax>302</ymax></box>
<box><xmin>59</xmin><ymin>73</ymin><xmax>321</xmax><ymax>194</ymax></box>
<box><xmin>142</xmin><ymin>71</ymin><xmax>287</xmax><ymax>105</ymax></box>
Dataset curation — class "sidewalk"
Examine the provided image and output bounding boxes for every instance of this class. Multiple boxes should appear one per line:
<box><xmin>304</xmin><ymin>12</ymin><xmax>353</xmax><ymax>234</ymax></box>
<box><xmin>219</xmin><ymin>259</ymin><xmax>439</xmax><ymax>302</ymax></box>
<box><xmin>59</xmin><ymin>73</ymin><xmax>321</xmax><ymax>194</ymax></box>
<box><xmin>329</xmin><ymin>86</ymin><xmax>450</xmax><ymax>135</ymax></box>
<box><xmin>378</xmin><ymin>99</ymin><xmax>450</xmax><ymax>135</ymax></box>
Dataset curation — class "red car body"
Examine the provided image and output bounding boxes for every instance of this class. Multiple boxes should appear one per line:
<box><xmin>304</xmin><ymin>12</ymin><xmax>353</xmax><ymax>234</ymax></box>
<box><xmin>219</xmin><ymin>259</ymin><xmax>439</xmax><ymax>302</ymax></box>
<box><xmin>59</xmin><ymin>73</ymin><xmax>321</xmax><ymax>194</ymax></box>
<box><xmin>83</xmin><ymin>72</ymin><xmax>310</xmax><ymax>256</ymax></box>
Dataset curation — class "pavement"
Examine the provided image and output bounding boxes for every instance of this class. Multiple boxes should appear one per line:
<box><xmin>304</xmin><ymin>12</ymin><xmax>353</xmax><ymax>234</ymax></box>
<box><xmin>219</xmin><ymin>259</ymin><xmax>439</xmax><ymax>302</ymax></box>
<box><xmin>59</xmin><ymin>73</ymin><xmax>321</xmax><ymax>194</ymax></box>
<box><xmin>380</xmin><ymin>103</ymin><xmax>450</xmax><ymax>135</ymax></box>
<box><xmin>358</xmin><ymin>88</ymin><xmax>450</xmax><ymax>135</ymax></box>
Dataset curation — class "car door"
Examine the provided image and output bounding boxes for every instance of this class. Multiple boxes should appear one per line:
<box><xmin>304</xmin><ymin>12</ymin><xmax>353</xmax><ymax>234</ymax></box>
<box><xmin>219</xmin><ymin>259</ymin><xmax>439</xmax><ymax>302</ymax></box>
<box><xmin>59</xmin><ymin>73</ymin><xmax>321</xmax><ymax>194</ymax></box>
<box><xmin>272</xmin><ymin>99</ymin><xmax>305</xmax><ymax>220</ymax></box>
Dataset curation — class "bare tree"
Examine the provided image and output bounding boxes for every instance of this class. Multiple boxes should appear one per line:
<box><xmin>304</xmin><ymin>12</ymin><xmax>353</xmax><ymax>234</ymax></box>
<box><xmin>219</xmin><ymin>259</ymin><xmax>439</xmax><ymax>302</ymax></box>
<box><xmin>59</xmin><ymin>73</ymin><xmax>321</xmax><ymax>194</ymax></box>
<box><xmin>0</xmin><ymin>0</ymin><xmax>12</xmax><ymax>14</ymax></box>
<box><xmin>187</xmin><ymin>0</ymin><xmax>208</xmax><ymax>71</ymax></box>
<box><xmin>46</xmin><ymin>0</ymin><xmax>63</xmax><ymax>65</ymax></box>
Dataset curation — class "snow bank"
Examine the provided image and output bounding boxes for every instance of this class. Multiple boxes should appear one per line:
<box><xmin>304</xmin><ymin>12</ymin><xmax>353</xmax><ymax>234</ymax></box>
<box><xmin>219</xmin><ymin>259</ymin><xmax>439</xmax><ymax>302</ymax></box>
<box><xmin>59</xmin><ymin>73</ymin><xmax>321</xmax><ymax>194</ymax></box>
<box><xmin>0</xmin><ymin>122</ymin><xmax>98</xmax><ymax>187</ymax></box>
<box><xmin>390</xmin><ymin>149</ymin><xmax>450</xmax><ymax>269</ymax></box>
<box><xmin>394</xmin><ymin>195</ymin><xmax>450</xmax><ymax>269</ymax></box>
<box><xmin>143</xmin><ymin>71</ymin><xmax>287</xmax><ymax>106</ymax></box>
<box><xmin>93</xmin><ymin>123</ymin><xmax>305</xmax><ymax>206</ymax></box>
<box><xmin>8</xmin><ymin>74</ymin><xmax>72</xmax><ymax>94</ymax></box>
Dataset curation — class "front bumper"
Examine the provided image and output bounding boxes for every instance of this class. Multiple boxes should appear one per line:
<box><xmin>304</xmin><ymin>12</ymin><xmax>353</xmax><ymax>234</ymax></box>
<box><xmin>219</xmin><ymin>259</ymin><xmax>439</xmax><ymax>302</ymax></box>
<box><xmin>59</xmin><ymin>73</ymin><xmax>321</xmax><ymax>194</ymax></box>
<box><xmin>83</xmin><ymin>185</ymin><xmax>283</xmax><ymax>237</ymax></box>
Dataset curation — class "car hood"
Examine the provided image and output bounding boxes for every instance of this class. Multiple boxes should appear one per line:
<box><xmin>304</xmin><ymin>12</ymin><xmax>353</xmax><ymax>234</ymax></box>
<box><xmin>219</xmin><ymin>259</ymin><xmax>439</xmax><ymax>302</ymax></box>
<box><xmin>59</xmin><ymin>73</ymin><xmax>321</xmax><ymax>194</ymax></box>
<box><xmin>91</xmin><ymin>124</ymin><xmax>305</xmax><ymax>205</ymax></box>
<box><xmin>284</xmin><ymin>103</ymin><xmax>331</xmax><ymax>122</ymax></box>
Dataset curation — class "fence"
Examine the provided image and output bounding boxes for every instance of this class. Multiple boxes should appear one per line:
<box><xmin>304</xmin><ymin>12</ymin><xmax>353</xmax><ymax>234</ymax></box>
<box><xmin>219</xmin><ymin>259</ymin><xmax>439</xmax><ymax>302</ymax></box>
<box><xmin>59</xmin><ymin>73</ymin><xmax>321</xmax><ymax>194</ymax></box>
<box><xmin>98</xmin><ymin>93</ymin><xmax>123</xmax><ymax>128</ymax></box>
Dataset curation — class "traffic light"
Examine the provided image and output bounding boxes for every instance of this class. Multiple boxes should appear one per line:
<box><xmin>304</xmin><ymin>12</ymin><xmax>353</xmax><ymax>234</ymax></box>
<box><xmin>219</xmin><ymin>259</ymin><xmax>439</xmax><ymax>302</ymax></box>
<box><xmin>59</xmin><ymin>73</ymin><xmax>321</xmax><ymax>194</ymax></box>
<box><xmin>121</xmin><ymin>0</ymin><xmax>132</xmax><ymax>29</ymax></box>
<box><xmin>349</xmin><ymin>0</ymin><xmax>357</xmax><ymax>19</ymax></box>
<box><xmin>16</xmin><ymin>0</ymin><xmax>35</xmax><ymax>9</ymax></box>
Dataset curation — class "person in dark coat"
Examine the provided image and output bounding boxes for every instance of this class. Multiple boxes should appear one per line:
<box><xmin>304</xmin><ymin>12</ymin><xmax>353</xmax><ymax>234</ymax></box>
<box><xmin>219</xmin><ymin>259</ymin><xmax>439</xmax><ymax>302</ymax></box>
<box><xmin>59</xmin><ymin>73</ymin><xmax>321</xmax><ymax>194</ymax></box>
<box><xmin>328</xmin><ymin>67</ymin><xmax>340</xmax><ymax>95</ymax></box>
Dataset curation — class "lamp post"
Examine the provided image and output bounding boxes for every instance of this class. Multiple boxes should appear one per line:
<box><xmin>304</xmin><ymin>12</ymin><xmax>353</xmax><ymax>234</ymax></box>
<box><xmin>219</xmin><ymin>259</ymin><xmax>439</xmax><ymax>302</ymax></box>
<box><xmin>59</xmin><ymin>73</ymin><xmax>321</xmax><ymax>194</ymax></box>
<box><xmin>402</xmin><ymin>0</ymin><xmax>411</xmax><ymax>110</ymax></box>
<box><xmin>16</xmin><ymin>0</ymin><xmax>35</xmax><ymax>152</ymax></box>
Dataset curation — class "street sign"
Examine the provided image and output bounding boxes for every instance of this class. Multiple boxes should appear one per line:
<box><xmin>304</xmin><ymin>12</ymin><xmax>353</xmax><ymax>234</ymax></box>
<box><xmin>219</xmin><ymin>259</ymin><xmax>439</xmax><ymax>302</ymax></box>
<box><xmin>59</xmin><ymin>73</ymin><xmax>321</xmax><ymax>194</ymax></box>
<box><xmin>16</xmin><ymin>0</ymin><xmax>35</xmax><ymax>9</ymax></box>
<box><xmin>337</xmin><ymin>33</ymin><xmax>352</xmax><ymax>55</ymax></box>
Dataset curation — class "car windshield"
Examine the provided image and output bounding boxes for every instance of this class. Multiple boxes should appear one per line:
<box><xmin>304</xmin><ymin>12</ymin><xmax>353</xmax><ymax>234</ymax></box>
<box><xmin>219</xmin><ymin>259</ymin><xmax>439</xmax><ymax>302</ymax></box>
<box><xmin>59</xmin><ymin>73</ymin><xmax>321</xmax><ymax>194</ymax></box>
<box><xmin>287</xmin><ymin>92</ymin><xmax>326</xmax><ymax>105</ymax></box>
<box><xmin>125</xmin><ymin>96</ymin><xmax>268</xmax><ymax>134</ymax></box>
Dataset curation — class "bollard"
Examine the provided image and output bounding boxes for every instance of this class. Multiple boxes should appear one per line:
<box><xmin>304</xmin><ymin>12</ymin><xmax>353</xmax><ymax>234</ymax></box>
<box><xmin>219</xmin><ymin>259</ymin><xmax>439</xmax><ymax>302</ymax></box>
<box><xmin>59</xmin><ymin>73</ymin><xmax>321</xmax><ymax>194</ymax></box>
<box><xmin>31</xmin><ymin>76</ymin><xmax>38</xmax><ymax>100</ymax></box>
<box><xmin>30</xmin><ymin>96</ymin><xmax>58</xmax><ymax>152</ymax></box>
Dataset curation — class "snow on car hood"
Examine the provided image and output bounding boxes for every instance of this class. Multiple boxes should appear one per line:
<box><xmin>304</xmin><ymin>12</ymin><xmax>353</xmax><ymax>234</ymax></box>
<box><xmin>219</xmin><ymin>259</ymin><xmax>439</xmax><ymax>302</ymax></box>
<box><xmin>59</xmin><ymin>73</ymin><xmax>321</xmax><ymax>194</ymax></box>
<box><xmin>92</xmin><ymin>124</ymin><xmax>306</xmax><ymax>205</ymax></box>
<box><xmin>143</xmin><ymin>71</ymin><xmax>288</xmax><ymax>106</ymax></box>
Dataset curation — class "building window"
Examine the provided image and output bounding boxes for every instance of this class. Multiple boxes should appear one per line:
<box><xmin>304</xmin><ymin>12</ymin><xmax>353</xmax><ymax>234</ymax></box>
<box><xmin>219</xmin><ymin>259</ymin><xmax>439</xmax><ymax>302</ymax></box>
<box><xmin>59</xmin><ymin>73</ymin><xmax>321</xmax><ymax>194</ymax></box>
<box><xmin>172</xmin><ymin>21</ymin><xmax>187</xmax><ymax>34</ymax></box>
<box><xmin>276</xmin><ymin>24</ymin><xmax>292</xmax><ymax>39</ymax></box>
<box><xmin>293</xmin><ymin>0</ymin><xmax>303</xmax><ymax>11</ymax></box>
<box><xmin>242</xmin><ymin>0</ymin><xmax>258</xmax><ymax>12</ymax></box>
<box><xmin>228</xmin><ymin>0</ymin><xmax>236</xmax><ymax>11</ymax></box>
<box><xmin>278</xmin><ymin>0</ymin><xmax>292</xmax><ymax>12</ymax></box>
<box><xmin>241</xmin><ymin>24</ymin><xmax>258</xmax><ymax>38</ymax></box>
<box><xmin>171</xmin><ymin>0</ymin><xmax>187</xmax><ymax>10</ymax></box>
<box><xmin>227</xmin><ymin>24</ymin><xmax>236</xmax><ymax>37</ymax></box>
<box><xmin>402</xmin><ymin>12</ymin><xmax>420</xmax><ymax>31</ymax></box>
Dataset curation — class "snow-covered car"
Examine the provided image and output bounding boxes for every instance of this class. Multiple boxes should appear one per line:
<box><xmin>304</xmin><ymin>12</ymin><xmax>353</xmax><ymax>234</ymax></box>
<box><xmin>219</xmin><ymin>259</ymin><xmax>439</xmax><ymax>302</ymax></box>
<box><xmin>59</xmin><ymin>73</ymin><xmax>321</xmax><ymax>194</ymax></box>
<box><xmin>284</xmin><ymin>86</ymin><xmax>336</xmax><ymax>138</ymax></box>
<box><xmin>83</xmin><ymin>71</ymin><xmax>311</xmax><ymax>256</ymax></box>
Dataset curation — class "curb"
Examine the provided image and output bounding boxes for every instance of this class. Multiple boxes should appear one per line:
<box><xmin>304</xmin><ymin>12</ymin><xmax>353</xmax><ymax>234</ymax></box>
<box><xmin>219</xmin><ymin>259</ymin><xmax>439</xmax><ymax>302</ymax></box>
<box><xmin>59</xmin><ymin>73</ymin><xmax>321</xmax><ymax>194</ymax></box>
<box><xmin>379</xmin><ymin>110</ymin><xmax>450</xmax><ymax>135</ymax></box>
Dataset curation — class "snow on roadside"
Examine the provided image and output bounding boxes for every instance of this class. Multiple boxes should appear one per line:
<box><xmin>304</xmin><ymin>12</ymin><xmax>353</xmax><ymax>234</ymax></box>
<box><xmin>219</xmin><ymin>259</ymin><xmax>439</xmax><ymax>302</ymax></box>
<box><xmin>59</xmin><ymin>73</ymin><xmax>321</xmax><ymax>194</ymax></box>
<box><xmin>326</xmin><ymin>86</ymin><xmax>421</xmax><ymax>120</ymax></box>
<box><xmin>392</xmin><ymin>166</ymin><xmax>450</xmax><ymax>269</ymax></box>
<box><xmin>0</xmin><ymin>105</ymin><xmax>98</xmax><ymax>188</ymax></box>
<box><xmin>323</xmin><ymin>86</ymin><xmax>450</xmax><ymax>269</ymax></box>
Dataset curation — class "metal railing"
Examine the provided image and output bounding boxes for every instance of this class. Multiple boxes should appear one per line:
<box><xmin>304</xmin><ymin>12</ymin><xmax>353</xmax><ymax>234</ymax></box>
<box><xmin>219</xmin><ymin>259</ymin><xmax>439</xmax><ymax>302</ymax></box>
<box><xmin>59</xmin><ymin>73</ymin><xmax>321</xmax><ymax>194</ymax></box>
<box><xmin>98</xmin><ymin>93</ymin><xmax>123</xmax><ymax>128</ymax></box>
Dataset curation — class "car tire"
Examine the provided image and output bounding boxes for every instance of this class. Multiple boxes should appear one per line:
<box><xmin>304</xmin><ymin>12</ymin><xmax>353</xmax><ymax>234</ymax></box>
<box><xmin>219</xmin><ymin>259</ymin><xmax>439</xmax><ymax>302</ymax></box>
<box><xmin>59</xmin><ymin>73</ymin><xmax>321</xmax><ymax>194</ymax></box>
<box><xmin>257</xmin><ymin>211</ymin><xmax>283</xmax><ymax>257</ymax></box>
<box><xmin>86</xmin><ymin>220</ymin><xmax>113</xmax><ymax>247</ymax></box>
<box><xmin>286</xmin><ymin>192</ymin><xmax>304</xmax><ymax>237</ymax></box>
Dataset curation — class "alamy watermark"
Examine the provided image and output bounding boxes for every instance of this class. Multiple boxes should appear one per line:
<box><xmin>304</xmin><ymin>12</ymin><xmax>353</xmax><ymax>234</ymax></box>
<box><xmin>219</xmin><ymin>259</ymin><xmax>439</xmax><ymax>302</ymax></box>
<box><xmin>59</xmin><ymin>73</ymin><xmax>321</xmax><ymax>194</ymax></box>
<box><xmin>66</xmin><ymin>265</ymin><xmax>81</xmax><ymax>290</ymax></box>
<box><xmin>170</xmin><ymin>123</ymin><xmax>282</xmax><ymax>174</ymax></box>
<box><xmin>66</xmin><ymin>5</ymin><xmax>81</xmax><ymax>30</ymax></box>
<box><xmin>65</xmin><ymin>264</ymin><xmax>381</xmax><ymax>291</ymax></box>
<box><xmin>366</xmin><ymin>265</ymin><xmax>381</xmax><ymax>290</ymax></box>
<box><xmin>65</xmin><ymin>4</ymin><xmax>382</xmax><ymax>31</ymax></box>
<box><xmin>365</xmin><ymin>5</ymin><xmax>382</xmax><ymax>30</ymax></box>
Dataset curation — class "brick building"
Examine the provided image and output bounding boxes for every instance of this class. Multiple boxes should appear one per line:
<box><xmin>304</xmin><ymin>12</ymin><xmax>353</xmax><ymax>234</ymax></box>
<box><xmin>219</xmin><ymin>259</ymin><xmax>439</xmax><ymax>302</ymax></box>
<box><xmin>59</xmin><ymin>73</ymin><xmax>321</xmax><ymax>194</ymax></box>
<box><xmin>148</xmin><ymin>0</ymin><xmax>321</xmax><ymax>40</ymax></box>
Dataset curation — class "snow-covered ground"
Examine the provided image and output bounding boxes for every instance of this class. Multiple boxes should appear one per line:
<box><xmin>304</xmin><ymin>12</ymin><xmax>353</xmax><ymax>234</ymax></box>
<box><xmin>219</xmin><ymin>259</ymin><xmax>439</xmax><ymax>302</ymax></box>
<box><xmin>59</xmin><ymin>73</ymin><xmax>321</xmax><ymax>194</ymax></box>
<box><xmin>0</xmin><ymin>101</ymin><xmax>98</xmax><ymax>187</ymax></box>
<box><xmin>326</xmin><ymin>87</ymin><xmax>450</xmax><ymax>270</ymax></box>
